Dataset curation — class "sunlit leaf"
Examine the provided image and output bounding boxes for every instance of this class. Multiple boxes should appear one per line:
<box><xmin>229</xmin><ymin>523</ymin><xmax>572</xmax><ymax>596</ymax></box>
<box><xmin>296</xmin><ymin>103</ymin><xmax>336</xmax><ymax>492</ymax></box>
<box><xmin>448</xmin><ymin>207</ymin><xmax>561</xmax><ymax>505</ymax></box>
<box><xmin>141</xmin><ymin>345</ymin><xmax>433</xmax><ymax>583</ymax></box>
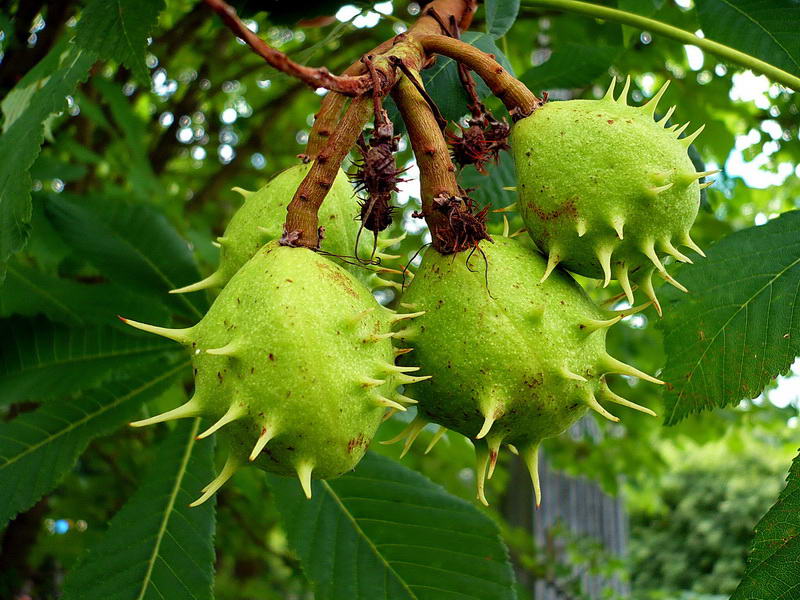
<box><xmin>0</xmin><ymin>44</ymin><xmax>94</xmax><ymax>282</ymax></box>
<box><xmin>697</xmin><ymin>0</ymin><xmax>800</xmax><ymax>76</ymax></box>
<box><xmin>660</xmin><ymin>211</ymin><xmax>800</xmax><ymax>424</ymax></box>
<box><xmin>732</xmin><ymin>450</ymin><xmax>800</xmax><ymax>599</ymax></box>
<box><xmin>486</xmin><ymin>0</ymin><xmax>521</xmax><ymax>38</ymax></box>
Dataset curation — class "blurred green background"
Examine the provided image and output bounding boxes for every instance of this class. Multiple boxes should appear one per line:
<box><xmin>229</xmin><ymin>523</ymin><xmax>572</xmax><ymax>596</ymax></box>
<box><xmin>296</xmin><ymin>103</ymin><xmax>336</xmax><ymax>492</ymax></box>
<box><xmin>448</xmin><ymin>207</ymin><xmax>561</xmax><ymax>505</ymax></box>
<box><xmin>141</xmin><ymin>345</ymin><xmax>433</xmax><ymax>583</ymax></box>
<box><xmin>1</xmin><ymin>1</ymin><xmax>798</xmax><ymax>598</ymax></box>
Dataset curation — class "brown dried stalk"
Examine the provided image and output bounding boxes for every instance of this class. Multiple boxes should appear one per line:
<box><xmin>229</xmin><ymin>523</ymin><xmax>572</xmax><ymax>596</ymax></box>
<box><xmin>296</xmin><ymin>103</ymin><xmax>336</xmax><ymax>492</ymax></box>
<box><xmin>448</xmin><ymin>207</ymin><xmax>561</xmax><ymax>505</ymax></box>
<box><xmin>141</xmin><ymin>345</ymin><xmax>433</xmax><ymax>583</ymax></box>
<box><xmin>203</xmin><ymin>0</ymin><xmax>370</xmax><ymax>95</ymax></box>
<box><xmin>416</xmin><ymin>33</ymin><xmax>542</xmax><ymax>118</ymax></box>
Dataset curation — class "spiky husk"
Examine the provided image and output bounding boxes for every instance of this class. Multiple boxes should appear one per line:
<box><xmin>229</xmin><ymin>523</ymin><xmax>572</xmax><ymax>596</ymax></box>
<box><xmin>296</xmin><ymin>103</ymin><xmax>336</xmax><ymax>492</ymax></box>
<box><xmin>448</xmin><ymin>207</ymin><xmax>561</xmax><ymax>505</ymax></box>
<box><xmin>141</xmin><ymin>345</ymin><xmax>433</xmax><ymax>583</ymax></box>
<box><xmin>511</xmin><ymin>78</ymin><xmax>712</xmax><ymax>311</ymax></box>
<box><xmin>390</xmin><ymin>236</ymin><xmax>658</xmax><ymax>505</ymax></box>
<box><xmin>125</xmin><ymin>242</ymin><xmax>425</xmax><ymax>503</ymax></box>
<box><xmin>171</xmin><ymin>162</ymin><xmax>388</xmax><ymax>294</ymax></box>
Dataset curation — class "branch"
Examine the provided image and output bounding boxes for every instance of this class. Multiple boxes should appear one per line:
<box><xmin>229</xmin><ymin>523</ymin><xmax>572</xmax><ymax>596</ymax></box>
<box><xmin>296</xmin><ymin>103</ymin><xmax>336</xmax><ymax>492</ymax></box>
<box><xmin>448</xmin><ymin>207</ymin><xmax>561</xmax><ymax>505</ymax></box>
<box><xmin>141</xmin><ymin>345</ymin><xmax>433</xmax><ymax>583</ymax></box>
<box><xmin>286</xmin><ymin>0</ymin><xmax>480</xmax><ymax>248</ymax></box>
<box><xmin>392</xmin><ymin>71</ymin><xmax>462</xmax><ymax>253</ymax></box>
<box><xmin>203</xmin><ymin>0</ymin><xmax>371</xmax><ymax>95</ymax></box>
<box><xmin>416</xmin><ymin>34</ymin><xmax>542</xmax><ymax>117</ymax></box>
<box><xmin>521</xmin><ymin>0</ymin><xmax>800</xmax><ymax>90</ymax></box>
<box><xmin>306</xmin><ymin>0</ymin><xmax>478</xmax><ymax>156</ymax></box>
<box><xmin>305</xmin><ymin>41</ymin><xmax>396</xmax><ymax>157</ymax></box>
<box><xmin>282</xmin><ymin>96</ymin><xmax>373</xmax><ymax>246</ymax></box>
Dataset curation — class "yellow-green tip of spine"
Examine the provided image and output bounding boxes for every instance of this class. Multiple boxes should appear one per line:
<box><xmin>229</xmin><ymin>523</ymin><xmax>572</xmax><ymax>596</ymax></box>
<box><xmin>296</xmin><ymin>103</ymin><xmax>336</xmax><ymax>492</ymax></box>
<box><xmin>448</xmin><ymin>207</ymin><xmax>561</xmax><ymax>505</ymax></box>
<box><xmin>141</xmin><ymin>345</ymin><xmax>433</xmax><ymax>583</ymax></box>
<box><xmin>118</xmin><ymin>316</ymin><xmax>193</xmax><ymax>344</ymax></box>
<box><xmin>169</xmin><ymin>270</ymin><xmax>225</xmax><ymax>294</ymax></box>
<box><xmin>190</xmin><ymin>454</ymin><xmax>240</xmax><ymax>507</ymax></box>
<box><xmin>130</xmin><ymin>397</ymin><xmax>202</xmax><ymax>428</ymax></box>
<box><xmin>521</xmin><ymin>444</ymin><xmax>542</xmax><ymax>508</ymax></box>
<box><xmin>296</xmin><ymin>461</ymin><xmax>314</xmax><ymax>499</ymax></box>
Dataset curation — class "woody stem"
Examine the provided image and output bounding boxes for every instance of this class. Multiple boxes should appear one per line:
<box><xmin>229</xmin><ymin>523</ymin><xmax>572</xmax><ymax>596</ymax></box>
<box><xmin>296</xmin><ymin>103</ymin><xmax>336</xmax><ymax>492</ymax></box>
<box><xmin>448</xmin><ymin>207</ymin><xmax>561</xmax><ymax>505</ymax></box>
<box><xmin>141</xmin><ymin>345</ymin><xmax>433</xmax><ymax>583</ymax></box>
<box><xmin>392</xmin><ymin>72</ymin><xmax>461</xmax><ymax>254</ymax></box>
<box><xmin>283</xmin><ymin>96</ymin><xmax>373</xmax><ymax>245</ymax></box>
<box><xmin>416</xmin><ymin>34</ymin><xmax>540</xmax><ymax>117</ymax></box>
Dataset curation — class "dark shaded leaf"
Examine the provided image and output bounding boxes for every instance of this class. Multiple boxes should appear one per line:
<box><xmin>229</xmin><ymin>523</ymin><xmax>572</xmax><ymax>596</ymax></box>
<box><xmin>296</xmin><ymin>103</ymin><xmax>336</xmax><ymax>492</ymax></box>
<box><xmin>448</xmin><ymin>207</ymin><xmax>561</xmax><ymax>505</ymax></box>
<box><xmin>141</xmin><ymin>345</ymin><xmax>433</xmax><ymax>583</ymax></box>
<box><xmin>520</xmin><ymin>43</ymin><xmax>620</xmax><ymax>92</ymax></box>
<box><xmin>270</xmin><ymin>452</ymin><xmax>516</xmax><ymax>600</ymax></box>
<box><xmin>0</xmin><ymin>261</ymin><xmax>169</xmax><ymax>326</ymax></box>
<box><xmin>44</xmin><ymin>195</ymin><xmax>208</xmax><ymax>320</ymax></box>
<box><xmin>0</xmin><ymin>317</ymin><xmax>177</xmax><ymax>406</ymax></box>
<box><xmin>62</xmin><ymin>419</ymin><xmax>216</xmax><ymax>600</ymax></box>
<box><xmin>458</xmin><ymin>150</ymin><xmax>517</xmax><ymax>212</ymax></box>
<box><xmin>0</xmin><ymin>358</ymin><xmax>189</xmax><ymax>527</ymax></box>
<box><xmin>660</xmin><ymin>210</ymin><xmax>800</xmax><ymax>424</ymax></box>
<box><xmin>92</xmin><ymin>78</ymin><xmax>161</xmax><ymax>201</ymax></box>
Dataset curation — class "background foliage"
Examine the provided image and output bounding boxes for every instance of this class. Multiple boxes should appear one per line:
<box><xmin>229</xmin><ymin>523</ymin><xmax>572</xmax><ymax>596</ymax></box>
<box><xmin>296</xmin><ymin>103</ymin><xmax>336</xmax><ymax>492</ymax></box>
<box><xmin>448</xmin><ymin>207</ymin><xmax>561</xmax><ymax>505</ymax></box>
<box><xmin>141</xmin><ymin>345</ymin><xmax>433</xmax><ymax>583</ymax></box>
<box><xmin>0</xmin><ymin>0</ymin><xmax>798</xmax><ymax>599</ymax></box>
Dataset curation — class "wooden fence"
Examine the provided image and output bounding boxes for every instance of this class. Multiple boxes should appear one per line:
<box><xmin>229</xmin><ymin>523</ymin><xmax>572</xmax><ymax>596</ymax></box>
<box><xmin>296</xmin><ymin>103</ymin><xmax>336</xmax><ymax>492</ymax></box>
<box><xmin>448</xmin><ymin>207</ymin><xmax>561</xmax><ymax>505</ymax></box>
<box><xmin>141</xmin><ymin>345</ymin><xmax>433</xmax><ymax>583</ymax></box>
<box><xmin>502</xmin><ymin>419</ymin><xmax>630</xmax><ymax>599</ymax></box>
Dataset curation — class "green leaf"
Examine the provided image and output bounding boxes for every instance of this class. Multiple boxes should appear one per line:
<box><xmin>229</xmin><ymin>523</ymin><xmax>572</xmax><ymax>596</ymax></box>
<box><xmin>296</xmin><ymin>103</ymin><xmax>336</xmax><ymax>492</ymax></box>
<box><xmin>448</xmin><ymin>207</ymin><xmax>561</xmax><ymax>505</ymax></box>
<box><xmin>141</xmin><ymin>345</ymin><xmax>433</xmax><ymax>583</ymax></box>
<box><xmin>269</xmin><ymin>452</ymin><xmax>516</xmax><ymax>600</ymax></box>
<box><xmin>62</xmin><ymin>419</ymin><xmax>215</xmax><ymax>600</ymax></box>
<box><xmin>0</xmin><ymin>317</ymin><xmax>177</xmax><ymax>407</ymax></box>
<box><xmin>0</xmin><ymin>358</ymin><xmax>188</xmax><ymax>527</ymax></box>
<box><xmin>74</xmin><ymin>0</ymin><xmax>166</xmax><ymax>84</ymax></box>
<box><xmin>697</xmin><ymin>0</ymin><xmax>800</xmax><ymax>76</ymax></box>
<box><xmin>732</xmin><ymin>450</ymin><xmax>800</xmax><ymax>599</ymax></box>
<box><xmin>485</xmin><ymin>0</ymin><xmax>520</xmax><ymax>38</ymax></box>
<box><xmin>44</xmin><ymin>195</ymin><xmax>208</xmax><ymax>320</ymax></box>
<box><xmin>660</xmin><ymin>210</ymin><xmax>800</xmax><ymax>425</ymax></box>
<box><xmin>519</xmin><ymin>43</ymin><xmax>621</xmax><ymax>91</ymax></box>
<box><xmin>0</xmin><ymin>261</ymin><xmax>169</xmax><ymax>326</ymax></box>
<box><xmin>1</xmin><ymin>38</ymin><xmax>70</xmax><ymax>132</ymax></box>
<box><xmin>0</xmin><ymin>43</ymin><xmax>95</xmax><ymax>281</ymax></box>
<box><xmin>424</xmin><ymin>32</ymin><xmax>515</xmax><ymax>122</ymax></box>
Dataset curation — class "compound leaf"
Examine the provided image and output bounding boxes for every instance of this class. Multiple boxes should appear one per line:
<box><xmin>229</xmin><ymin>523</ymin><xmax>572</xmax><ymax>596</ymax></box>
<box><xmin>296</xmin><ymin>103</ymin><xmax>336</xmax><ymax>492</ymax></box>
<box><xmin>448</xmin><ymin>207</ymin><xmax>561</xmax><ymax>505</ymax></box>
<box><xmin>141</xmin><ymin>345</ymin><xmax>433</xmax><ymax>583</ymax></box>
<box><xmin>270</xmin><ymin>452</ymin><xmax>516</xmax><ymax>600</ymax></box>
<box><xmin>62</xmin><ymin>419</ymin><xmax>216</xmax><ymax>600</ymax></box>
<box><xmin>660</xmin><ymin>210</ymin><xmax>800</xmax><ymax>424</ymax></box>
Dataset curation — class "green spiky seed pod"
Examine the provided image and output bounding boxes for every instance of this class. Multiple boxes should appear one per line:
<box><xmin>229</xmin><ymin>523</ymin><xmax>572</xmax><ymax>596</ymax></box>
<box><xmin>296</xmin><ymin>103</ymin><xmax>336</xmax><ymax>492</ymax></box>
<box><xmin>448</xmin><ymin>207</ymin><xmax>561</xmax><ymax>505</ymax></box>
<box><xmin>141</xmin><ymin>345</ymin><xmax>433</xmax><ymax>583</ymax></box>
<box><xmin>511</xmin><ymin>77</ymin><xmax>714</xmax><ymax>314</ymax></box>
<box><xmin>172</xmin><ymin>162</ymin><xmax>399</xmax><ymax>294</ymax></box>
<box><xmin>389</xmin><ymin>236</ymin><xmax>659</xmax><ymax>506</ymax></box>
<box><xmin>123</xmin><ymin>242</ymin><xmax>426</xmax><ymax>503</ymax></box>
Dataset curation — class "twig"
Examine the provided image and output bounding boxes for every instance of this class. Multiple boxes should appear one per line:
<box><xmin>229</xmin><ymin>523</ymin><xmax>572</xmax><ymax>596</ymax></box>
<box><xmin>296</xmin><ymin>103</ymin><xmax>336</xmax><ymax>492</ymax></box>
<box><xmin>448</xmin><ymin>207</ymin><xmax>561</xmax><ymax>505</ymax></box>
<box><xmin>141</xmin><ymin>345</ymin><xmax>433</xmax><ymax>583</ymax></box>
<box><xmin>286</xmin><ymin>0</ymin><xmax>482</xmax><ymax>248</ymax></box>
<box><xmin>392</xmin><ymin>71</ymin><xmax>463</xmax><ymax>253</ymax></box>
<box><xmin>389</xmin><ymin>56</ymin><xmax>448</xmax><ymax>130</ymax></box>
<box><xmin>282</xmin><ymin>96</ymin><xmax>374</xmax><ymax>247</ymax></box>
<box><xmin>428</xmin><ymin>11</ymin><xmax>486</xmax><ymax>120</ymax></box>
<box><xmin>203</xmin><ymin>0</ymin><xmax>371</xmax><ymax>95</ymax></box>
<box><xmin>416</xmin><ymin>33</ymin><xmax>542</xmax><ymax>118</ymax></box>
<box><xmin>306</xmin><ymin>0</ymin><xmax>478</xmax><ymax>156</ymax></box>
